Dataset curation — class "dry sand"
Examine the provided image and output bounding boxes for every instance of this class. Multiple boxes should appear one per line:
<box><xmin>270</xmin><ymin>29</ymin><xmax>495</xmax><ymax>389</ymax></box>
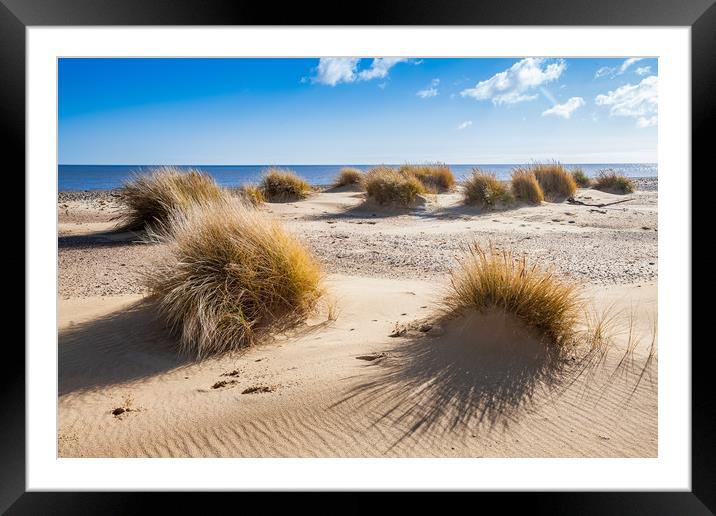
<box><xmin>58</xmin><ymin>181</ymin><xmax>658</xmax><ymax>457</ymax></box>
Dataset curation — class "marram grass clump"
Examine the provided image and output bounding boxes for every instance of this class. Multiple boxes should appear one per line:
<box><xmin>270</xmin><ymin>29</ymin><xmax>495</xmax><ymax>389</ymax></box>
<box><xmin>115</xmin><ymin>166</ymin><xmax>224</xmax><ymax>231</ymax></box>
<box><xmin>593</xmin><ymin>170</ymin><xmax>635</xmax><ymax>194</ymax></box>
<box><xmin>333</xmin><ymin>167</ymin><xmax>365</xmax><ymax>188</ymax></box>
<box><xmin>399</xmin><ymin>163</ymin><xmax>456</xmax><ymax>192</ymax></box>
<box><xmin>531</xmin><ymin>162</ymin><xmax>577</xmax><ymax>200</ymax></box>
<box><xmin>236</xmin><ymin>184</ymin><xmax>266</xmax><ymax>206</ymax></box>
<box><xmin>444</xmin><ymin>244</ymin><xmax>582</xmax><ymax>346</ymax></box>
<box><xmin>463</xmin><ymin>169</ymin><xmax>513</xmax><ymax>208</ymax></box>
<box><xmin>143</xmin><ymin>198</ymin><xmax>324</xmax><ymax>358</ymax></box>
<box><xmin>260</xmin><ymin>168</ymin><xmax>312</xmax><ymax>202</ymax></box>
<box><xmin>571</xmin><ymin>168</ymin><xmax>592</xmax><ymax>188</ymax></box>
<box><xmin>364</xmin><ymin>166</ymin><xmax>426</xmax><ymax>207</ymax></box>
<box><xmin>510</xmin><ymin>168</ymin><xmax>545</xmax><ymax>204</ymax></box>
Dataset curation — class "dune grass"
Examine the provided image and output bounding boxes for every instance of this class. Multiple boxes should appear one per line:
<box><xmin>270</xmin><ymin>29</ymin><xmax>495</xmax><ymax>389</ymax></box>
<box><xmin>510</xmin><ymin>168</ymin><xmax>545</xmax><ymax>205</ymax></box>
<box><xmin>571</xmin><ymin>168</ymin><xmax>592</xmax><ymax>188</ymax></box>
<box><xmin>444</xmin><ymin>243</ymin><xmax>582</xmax><ymax>347</ymax></box>
<box><xmin>593</xmin><ymin>170</ymin><xmax>635</xmax><ymax>194</ymax></box>
<box><xmin>530</xmin><ymin>162</ymin><xmax>577</xmax><ymax>200</ymax></box>
<box><xmin>115</xmin><ymin>166</ymin><xmax>224</xmax><ymax>231</ymax></box>
<box><xmin>333</xmin><ymin>167</ymin><xmax>365</xmax><ymax>188</ymax></box>
<box><xmin>260</xmin><ymin>168</ymin><xmax>312</xmax><ymax>202</ymax></box>
<box><xmin>364</xmin><ymin>166</ymin><xmax>426</xmax><ymax>207</ymax></box>
<box><xmin>399</xmin><ymin>163</ymin><xmax>456</xmax><ymax>192</ymax></box>
<box><xmin>463</xmin><ymin>169</ymin><xmax>513</xmax><ymax>208</ymax></box>
<box><xmin>236</xmin><ymin>184</ymin><xmax>266</xmax><ymax>205</ymax></box>
<box><xmin>143</xmin><ymin>198</ymin><xmax>324</xmax><ymax>358</ymax></box>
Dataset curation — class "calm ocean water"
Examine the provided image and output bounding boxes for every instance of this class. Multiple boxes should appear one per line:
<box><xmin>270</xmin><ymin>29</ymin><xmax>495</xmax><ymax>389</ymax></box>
<box><xmin>58</xmin><ymin>163</ymin><xmax>657</xmax><ymax>192</ymax></box>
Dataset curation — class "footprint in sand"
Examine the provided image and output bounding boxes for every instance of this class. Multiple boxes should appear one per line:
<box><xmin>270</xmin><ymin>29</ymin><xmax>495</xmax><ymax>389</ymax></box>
<box><xmin>110</xmin><ymin>395</ymin><xmax>138</xmax><ymax>419</ymax></box>
<box><xmin>241</xmin><ymin>385</ymin><xmax>275</xmax><ymax>394</ymax></box>
<box><xmin>211</xmin><ymin>379</ymin><xmax>238</xmax><ymax>389</ymax></box>
<box><xmin>356</xmin><ymin>352</ymin><xmax>388</xmax><ymax>361</ymax></box>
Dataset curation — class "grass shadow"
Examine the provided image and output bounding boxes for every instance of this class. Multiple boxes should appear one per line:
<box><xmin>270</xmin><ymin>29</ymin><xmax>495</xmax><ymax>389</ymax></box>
<box><xmin>58</xmin><ymin>299</ymin><xmax>192</xmax><ymax>395</ymax></box>
<box><xmin>331</xmin><ymin>315</ymin><xmax>571</xmax><ymax>449</ymax></box>
<box><xmin>58</xmin><ymin>229</ymin><xmax>141</xmax><ymax>249</ymax></box>
<box><xmin>302</xmin><ymin>194</ymin><xmax>537</xmax><ymax>223</ymax></box>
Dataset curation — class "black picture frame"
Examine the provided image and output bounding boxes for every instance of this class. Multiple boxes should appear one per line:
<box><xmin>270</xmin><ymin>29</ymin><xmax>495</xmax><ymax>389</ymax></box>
<box><xmin>5</xmin><ymin>0</ymin><xmax>709</xmax><ymax>512</ymax></box>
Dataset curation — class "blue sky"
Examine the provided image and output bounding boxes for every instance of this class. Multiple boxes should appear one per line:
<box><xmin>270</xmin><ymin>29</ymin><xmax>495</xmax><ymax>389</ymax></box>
<box><xmin>58</xmin><ymin>57</ymin><xmax>658</xmax><ymax>165</ymax></box>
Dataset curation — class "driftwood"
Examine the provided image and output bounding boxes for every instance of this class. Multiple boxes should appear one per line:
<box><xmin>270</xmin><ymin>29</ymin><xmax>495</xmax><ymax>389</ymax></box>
<box><xmin>566</xmin><ymin>197</ymin><xmax>633</xmax><ymax>208</ymax></box>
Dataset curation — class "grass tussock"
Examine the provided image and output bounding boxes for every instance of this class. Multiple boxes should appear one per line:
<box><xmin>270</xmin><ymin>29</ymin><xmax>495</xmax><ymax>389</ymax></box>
<box><xmin>333</xmin><ymin>167</ymin><xmax>365</xmax><ymax>188</ymax></box>
<box><xmin>571</xmin><ymin>168</ymin><xmax>592</xmax><ymax>188</ymax></box>
<box><xmin>399</xmin><ymin>163</ymin><xmax>456</xmax><ymax>192</ymax></box>
<box><xmin>115</xmin><ymin>166</ymin><xmax>224</xmax><ymax>231</ymax></box>
<box><xmin>260</xmin><ymin>168</ymin><xmax>312</xmax><ymax>202</ymax></box>
<box><xmin>236</xmin><ymin>184</ymin><xmax>266</xmax><ymax>206</ymax></box>
<box><xmin>593</xmin><ymin>170</ymin><xmax>635</xmax><ymax>194</ymax></box>
<box><xmin>143</xmin><ymin>199</ymin><xmax>324</xmax><ymax>358</ymax></box>
<box><xmin>364</xmin><ymin>166</ymin><xmax>426</xmax><ymax>207</ymax></box>
<box><xmin>444</xmin><ymin>243</ymin><xmax>582</xmax><ymax>346</ymax></box>
<box><xmin>531</xmin><ymin>162</ymin><xmax>577</xmax><ymax>200</ymax></box>
<box><xmin>463</xmin><ymin>169</ymin><xmax>513</xmax><ymax>208</ymax></box>
<box><xmin>510</xmin><ymin>168</ymin><xmax>545</xmax><ymax>204</ymax></box>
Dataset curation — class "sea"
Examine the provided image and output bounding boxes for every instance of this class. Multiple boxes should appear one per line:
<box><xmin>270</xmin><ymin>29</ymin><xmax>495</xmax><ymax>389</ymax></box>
<box><xmin>58</xmin><ymin>163</ymin><xmax>657</xmax><ymax>192</ymax></box>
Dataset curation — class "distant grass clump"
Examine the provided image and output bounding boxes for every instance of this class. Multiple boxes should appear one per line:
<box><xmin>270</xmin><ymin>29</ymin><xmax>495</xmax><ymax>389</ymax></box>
<box><xmin>260</xmin><ymin>168</ymin><xmax>312</xmax><ymax>202</ymax></box>
<box><xmin>571</xmin><ymin>168</ymin><xmax>592</xmax><ymax>188</ymax></box>
<box><xmin>237</xmin><ymin>184</ymin><xmax>265</xmax><ymax>206</ymax></box>
<box><xmin>510</xmin><ymin>168</ymin><xmax>544</xmax><ymax>205</ymax></box>
<box><xmin>364</xmin><ymin>166</ymin><xmax>426</xmax><ymax>207</ymax></box>
<box><xmin>144</xmin><ymin>199</ymin><xmax>324</xmax><ymax>358</ymax></box>
<box><xmin>115</xmin><ymin>166</ymin><xmax>224</xmax><ymax>231</ymax></box>
<box><xmin>531</xmin><ymin>162</ymin><xmax>577</xmax><ymax>200</ymax></box>
<box><xmin>333</xmin><ymin>167</ymin><xmax>364</xmax><ymax>188</ymax></box>
<box><xmin>399</xmin><ymin>163</ymin><xmax>456</xmax><ymax>192</ymax></box>
<box><xmin>593</xmin><ymin>170</ymin><xmax>635</xmax><ymax>194</ymax></box>
<box><xmin>463</xmin><ymin>169</ymin><xmax>513</xmax><ymax>208</ymax></box>
<box><xmin>444</xmin><ymin>243</ymin><xmax>582</xmax><ymax>346</ymax></box>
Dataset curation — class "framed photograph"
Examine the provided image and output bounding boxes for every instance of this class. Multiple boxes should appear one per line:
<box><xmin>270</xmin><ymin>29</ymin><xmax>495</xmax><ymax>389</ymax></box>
<box><xmin>8</xmin><ymin>0</ymin><xmax>710</xmax><ymax>511</ymax></box>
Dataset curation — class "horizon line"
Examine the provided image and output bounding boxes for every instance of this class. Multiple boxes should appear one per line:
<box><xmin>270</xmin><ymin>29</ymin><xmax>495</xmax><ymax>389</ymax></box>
<box><xmin>58</xmin><ymin>161</ymin><xmax>658</xmax><ymax>167</ymax></box>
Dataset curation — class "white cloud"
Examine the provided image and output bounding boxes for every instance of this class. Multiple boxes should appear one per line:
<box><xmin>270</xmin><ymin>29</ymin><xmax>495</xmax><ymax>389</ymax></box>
<box><xmin>636</xmin><ymin>115</ymin><xmax>658</xmax><ymax>128</ymax></box>
<box><xmin>312</xmin><ymin>57</ymin><xmax>409</xmax><ymax>86</ymax></box>
<box><xmin>357</xmin><ymin>58</ymin><xmax>408</xmax><ymax>81</ymax></box>
<box><xmin>377</xmin><ymin>82</ymin><xmax>388</xmax><ymax>90</ymax></box>
<box><xmin>619</xmin><ymin>58</ymin><xmax>642</xmax><ymax>73</ymax></box>
<box><xmin>313</xmin><ymin>58</ymin><xmax>360</xmax><ymax>86</ymax></box>
<box><xmin>417</xmin><ymin>88</ymin><xmax>438</xmax><ymax>98</ymax></box>
<box><xmin>457</xmin><ymin>120</ymin><xmax>473</xmax><ymax>130</ymax></box>
<box><xmin>595</xmin><ymin>75</ymin><xmax>658</xmax><ymax>128</ymax></box>
<box><xmin>635</xmin><ymin>66</ymin><xmax>652</xmax><ymax>76</ymax></box>
<box><xmin>594</xmin><ymin>58</ymin><xmax>644</xmax><ymax>79</ymax></box>
<box><xmin>460</xmin><ymin>58</ymin><xmax>566</xmax><ymax>105</ymax></box>
<box><xmin>416</xmin><ymin>78</ymin><xmax>439</xmax><ymax>98</ymax></box>
<box><xmin>542</xmin><ymin>96</ymin><xmax>585</xmax><ymax>119</ymax></box>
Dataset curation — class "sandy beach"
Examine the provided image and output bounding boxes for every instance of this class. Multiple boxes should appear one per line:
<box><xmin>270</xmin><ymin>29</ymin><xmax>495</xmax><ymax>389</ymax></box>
<box><xmin>58</xmin><ymin>179</ymin><xmax>657</xmax><ymax>458</ymax></box>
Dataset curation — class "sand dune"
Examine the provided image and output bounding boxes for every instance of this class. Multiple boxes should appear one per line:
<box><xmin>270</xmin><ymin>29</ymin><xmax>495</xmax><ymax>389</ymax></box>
<box><xmin>58</xmin><ymin>184</ymin><xmax>657</xmax><ymax>457</ymax></box>
<box><xmin>58</xmin><ymin>274</ymin><xmax>656</xmax><ymax>458</ymax></box>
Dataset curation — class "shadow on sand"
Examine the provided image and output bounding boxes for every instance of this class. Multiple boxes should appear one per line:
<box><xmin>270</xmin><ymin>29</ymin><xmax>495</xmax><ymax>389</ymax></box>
<box><xmin>58</xmin><ymin>298</ymin><xmax>337</xmax><ymax>396</ymax></box>
<box><xmin>331</xmin><ymin>311</ymin><xmax>570</xmax><ymax>448</ymax></box>
<box><xmin>302</xmin><ymin>194</ymin><xmax>532</xmax><ymax>223</ymax></box>
<box><xmin>58</xmin><ymin>229</ymin><xmax>141</xmax><ymax>249</ymax></box>
<box><xmin>58</xmin><ymin>299</ymin><xmax>191</xmax><ymax>395</ymax></box>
